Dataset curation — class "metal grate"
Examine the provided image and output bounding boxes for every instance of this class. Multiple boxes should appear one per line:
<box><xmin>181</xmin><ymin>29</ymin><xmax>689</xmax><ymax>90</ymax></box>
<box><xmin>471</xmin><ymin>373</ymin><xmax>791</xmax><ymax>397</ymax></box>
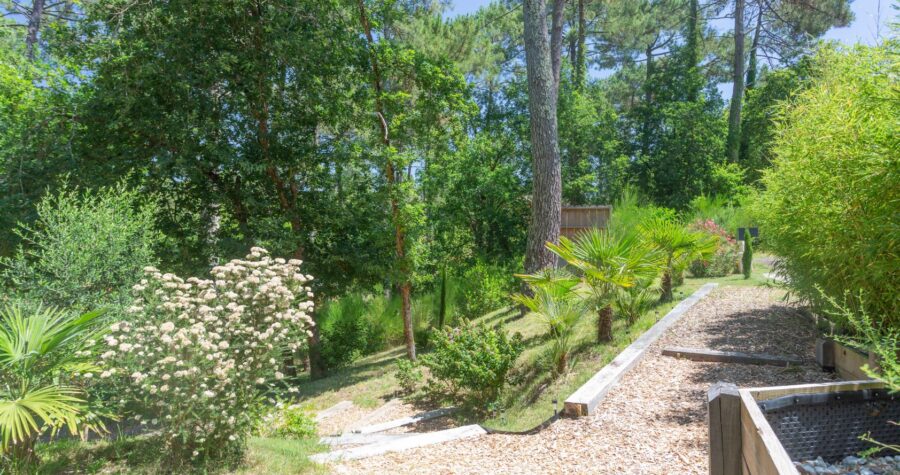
<box><xmin>759</xmin><ymin>389</ymin><xmax>900</xmax><ymax>463</ymax></box>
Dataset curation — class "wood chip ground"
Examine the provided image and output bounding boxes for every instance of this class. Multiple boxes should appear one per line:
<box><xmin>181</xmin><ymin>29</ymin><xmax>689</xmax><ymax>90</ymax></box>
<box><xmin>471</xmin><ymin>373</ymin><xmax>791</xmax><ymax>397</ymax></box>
<box><xmin>331</xmin><ymin>286</ymin><xmax>837</xmax><ymax>474</ymax></box>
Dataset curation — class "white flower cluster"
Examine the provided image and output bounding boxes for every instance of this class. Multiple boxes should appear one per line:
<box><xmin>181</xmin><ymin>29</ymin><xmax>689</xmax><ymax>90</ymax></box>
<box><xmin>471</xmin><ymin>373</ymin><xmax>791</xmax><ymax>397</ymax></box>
<box><xmin>103</xmin><ymin>247</ymin><xmax>315</xmax><ymax>461</ymax></box>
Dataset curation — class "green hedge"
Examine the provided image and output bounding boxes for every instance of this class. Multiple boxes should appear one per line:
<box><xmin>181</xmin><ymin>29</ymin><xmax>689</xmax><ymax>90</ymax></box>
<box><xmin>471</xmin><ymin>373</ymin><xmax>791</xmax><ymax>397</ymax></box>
<box><xmin>754</xmin><ymin>43</ymin><xmax>898</xmax><ymax>329</ymax></box>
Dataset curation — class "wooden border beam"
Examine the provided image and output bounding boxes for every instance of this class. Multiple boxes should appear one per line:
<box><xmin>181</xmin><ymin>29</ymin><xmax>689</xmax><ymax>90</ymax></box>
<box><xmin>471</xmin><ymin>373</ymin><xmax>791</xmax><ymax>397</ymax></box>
<box><xmin>663</xmin><ymin>347</ymin><xmax>803</xmax><ymax>367</ymax></box>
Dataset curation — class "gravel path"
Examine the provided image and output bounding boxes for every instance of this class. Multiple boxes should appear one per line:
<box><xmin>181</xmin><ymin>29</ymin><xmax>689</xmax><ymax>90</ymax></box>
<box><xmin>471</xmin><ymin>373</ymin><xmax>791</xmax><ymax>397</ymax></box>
<box><xmin>332</xmin><ymin>286</ymin><xmax>838</xmax><ymax>474</ymax></box>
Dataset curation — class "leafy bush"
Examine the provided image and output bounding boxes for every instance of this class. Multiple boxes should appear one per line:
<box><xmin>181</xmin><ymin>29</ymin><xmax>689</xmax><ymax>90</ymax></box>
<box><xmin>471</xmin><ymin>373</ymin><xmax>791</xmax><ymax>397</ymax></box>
<box><xmin>420</xmin><ymin>321</ymin><xmax>523</xmax><ymax>410</ymax></box>
<box><xmin>100</xmin><ymin>248</ymin><xmax>315</xmax><ymax>466</ymax></box>
<box><xmin>0</xmin><ymin>306</ymin><xmax>108</xmax><ymax>468</ymax></box>
<box><xmin>0</xmin><ymin>183</ymin><xmax>161</xmax><ymax>315</ymax></box>
<box><xmin>394</xmin><ymin>358</ymin><xmax>423</xmax><ymax>395</ymax></box>
<box><xmin>318</xmin><ymin>294</ymin><xmax>384</xmax><ymax>370</ymax></box>
<box><xmin>754</xmin><ymin>44</ymin><xmax>898</xmax><ymax>328</ymax></box>
<box><xmin>460</xmin><ymin>261</ymin><xmax>515</xmax><ymax>318</ymax></box>
<box><xmin>258</xmin><ymin>403</ymin><xmax>317</xmax><ymax>440</ymax></box>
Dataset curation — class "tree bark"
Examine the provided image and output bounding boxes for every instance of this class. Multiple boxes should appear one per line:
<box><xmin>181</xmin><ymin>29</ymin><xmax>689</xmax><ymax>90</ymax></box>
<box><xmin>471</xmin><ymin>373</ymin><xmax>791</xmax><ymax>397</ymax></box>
<box><xmin>598</xmin><ymin>305</ymin><xmax>613</xmax><ymax>342</ymax></box>
<box><xmin>640</xmin><ymin>43</ymin><xmax>655</xmax><ymax>157</ymax></box>
<box><xmin>726</xmin><ymin>0</ymin><xmax>745</xmax><ymax>163</ymax></box>
<box><xmin>740</xmin><ymin>9</ymin><xmax>762</xmax><ymax>164</ymax></box>
<box><xmin>25</xmin><ymin>0</ymin><xmax>45</xmax><ymax>61</ymax></box>
<box><xmin>550</xmin><ymin>0</ymin><xmax>565</xmax><ymax>96</ymax></box>
<box><xmin>523</xmin><ymin>0</ymin><xmax>562</xmax><ymax>274</ymax></box>
<box><xmin>357</xmin><ymin>0</ymin><xmax>416</xmax><ymax>361</ymax></box>
<box><xmin>660</xmin><ymin>268</ymin><xmax>673</xmax><ymax>303</ymax></box>
<box><xmin>573</xmin><ymin>0</ymin><xmax>587</xmax><ymax>91</ymax></box>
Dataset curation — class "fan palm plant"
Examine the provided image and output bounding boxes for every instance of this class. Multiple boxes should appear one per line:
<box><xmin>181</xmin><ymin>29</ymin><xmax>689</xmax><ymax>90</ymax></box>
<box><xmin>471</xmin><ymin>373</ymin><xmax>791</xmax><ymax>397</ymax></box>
<box><xmin>614</xmin><ymin>280</ymin><xmax>660</xmax><ymax>324</ymax></box>
<box><xmin>514</xmin><ymin>268</ymin><xmax>584</xmax><ymax>375</ymax></box>
<box><xmin>639</xmin><ymin>217</ymin><xmax>717</xmax><ymax>302</ymax></box>
<box><xmin>0</xmin><ymin>305</ymin><xmax>106</xmax><ymax>465</ymax></box>
<box><xmin>547</xmin><ymin>229</ymin><xmax>663</xmax><ymax>342</ymax></box>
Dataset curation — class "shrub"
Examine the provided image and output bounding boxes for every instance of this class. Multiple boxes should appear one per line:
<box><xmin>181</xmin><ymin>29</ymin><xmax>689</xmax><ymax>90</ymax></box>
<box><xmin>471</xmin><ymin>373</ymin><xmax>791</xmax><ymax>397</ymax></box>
<box><xmin>318</xmin><ymin>301</ymin><xmax>378</xmax><ymax>370</ymax></box>
<box><xmin>754</xmin><ymin>44</ymin><xmax>898</xmax><ymax>328</ymax></box>
<box><xmin>0</xmin><ymin>183</ymin><xmax>161</xmax><ymax>315</ymax></box>
<box><xmin>460</xmin><ymin>261</ymin><xmax>515</xmax><ymax>318</ymax></box>
<box><xmin>420</xmin><ymin>321</ymin><xmax>523</xmax><ymax>410</ymax></box>
<box><xmin>394</xmin><ymin>358</ymin><xmax>423</xmax><ymax>395</ymax></box>
<box><xmin>100</xmin><ymin>247</ymin><xmax>315</xmax><ymax>466</ymax></box>
<box><xmin>258</xmin><ymin>403</ymin><xmax>317</xmax><ymax>440</ymax></box>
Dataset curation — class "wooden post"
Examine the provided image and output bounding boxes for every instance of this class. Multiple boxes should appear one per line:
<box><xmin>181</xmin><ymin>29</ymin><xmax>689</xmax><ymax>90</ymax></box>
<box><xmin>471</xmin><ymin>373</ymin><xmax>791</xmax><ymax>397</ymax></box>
<box><xmin>708</xmin><ymin>382</ymin><xmax>741</xmax><ymax>475</ymax></box>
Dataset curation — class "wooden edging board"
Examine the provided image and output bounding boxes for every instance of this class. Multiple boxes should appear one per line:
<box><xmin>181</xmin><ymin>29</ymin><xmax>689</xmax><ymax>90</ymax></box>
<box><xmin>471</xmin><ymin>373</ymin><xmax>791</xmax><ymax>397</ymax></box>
<box><xmin>564</xmin><ymin>282</ymin><xmax>719</xmax><ymax>417</ymax></box>
<box><xmin>737</xmin><ymin>380</ymin><xmax>883</xmax><ymax>475</ymax></box>
<box><xmin>662</xmin><ymin>347</ymin><xmax>804</xmax><ymax>367</ymax></box>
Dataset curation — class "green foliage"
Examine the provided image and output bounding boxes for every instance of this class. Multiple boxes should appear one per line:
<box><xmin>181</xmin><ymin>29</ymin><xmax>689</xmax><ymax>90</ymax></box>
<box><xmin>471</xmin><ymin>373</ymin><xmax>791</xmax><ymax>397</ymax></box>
<box><xmin>639</xmin><ymin>217</ymin><xmax>716</xmax><ymax>301</ymax></box>
<box><xmin>0</xmin><ymin>305</ymin><xmax>107</xmax><ymax>466</ymax></box>
<box><xmin>614</xmin><ymin>283</ymin><xmax>660</xmax><ymax>325</ymax></box>
<box><xmin>394</xmin><ymin>358</ymin><xmax>423</xmax><ymax>395</ymax></box>
<box><xmin>259</xmin><ymin>404</ymin><xmax>318</xmax><ymax>441</ymax></box>
<box><xmin>687</xmin><ymin>219</ymin><xmax>739</xmax><ymax>278</ymax></box>
<box><xmin>754</xmin><ymin>44</ymin><xmax>899</xmax><ymax>328</ymax></box>
<box><xmin>1</xmin><ymin>183</ymin><xmax>160</xmax><ymax>315</ymax></box>
<box><xmin>420</xmin><ymin>321</ymin><xmax>523</xmax><ymax>410</ymax></box>
<box><xmin>514</xmin><ymin>269</ymin><xmax>585</xmax><ymax>375</ymax></box>
<box><xmin>459</xmin><ymin>261</ymin><xmax>516</xmax><ymax>319</ymax></box>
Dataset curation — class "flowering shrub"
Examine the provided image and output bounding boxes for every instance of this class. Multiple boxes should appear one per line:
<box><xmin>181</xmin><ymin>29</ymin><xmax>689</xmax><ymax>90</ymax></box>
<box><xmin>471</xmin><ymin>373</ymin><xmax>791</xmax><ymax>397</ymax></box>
<box><xmin>687</xmin><ymin>219</ymin><xmax>739</xmax><ymax>278</ymax></box>
<box><xmin>101</xmin><ymin>247</ymin><xmax>314</xmax><ymax>465</ymax></box>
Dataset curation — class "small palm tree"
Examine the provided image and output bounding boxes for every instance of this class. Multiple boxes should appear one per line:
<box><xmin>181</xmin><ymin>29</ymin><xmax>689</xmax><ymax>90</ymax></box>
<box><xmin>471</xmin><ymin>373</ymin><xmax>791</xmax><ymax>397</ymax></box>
<box><xmin>639</xmin><ymin>217</ymin><xmax>717</xmax><ymax>302</ymax></box>
<box><xmin>0</xmin><ymin>305</ymin><xmax>106</xmax><ymax>465</ymax></box>
<box><xmin>547</xmin><ymin>229</ymin><xmax>663</xmax><ymax>342</ymax></box>
<box><xmin>614</xmin><ymin>279</ymin><xmax>660</xmax><ymax>324</ymax></box>
<box><xmin>514</xmin><ymin>268</ymin><xmax>584</xmax><ymax>374</ymax></box>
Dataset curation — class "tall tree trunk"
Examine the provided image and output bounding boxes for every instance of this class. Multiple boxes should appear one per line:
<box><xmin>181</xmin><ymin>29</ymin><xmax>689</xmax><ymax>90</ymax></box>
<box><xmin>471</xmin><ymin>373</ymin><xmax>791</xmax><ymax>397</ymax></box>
<box><xmin>550</xmin><ymin>0</ymin><xmax>565</xmax><ymax>96</ymax></box>
<box><xmin>523</xmin><ymin>0</ymin><xmax>562</xmax><ymax>274</ymax></box>
<box><xmin>597</xmin><ymin>305</ymin><xmax>613</xmax><ymax>342</ymax></box>
<box><xmin>357</xmin><ymin>0</ymin><xmax>416</xmax><ymax>361</ymax></box>
<box><xmin>726</xmin><ymin>0</ymin><xmax>745</xmax><ymax>163</ymax></box>
<box><xmin>739</xmin><ymin>9</ymin><xmax>762</xmax><ymax>164</ymax></box>
<box><xmin>25</xmin><ymin>0</ymin><xmax>45</xmax><ymax>61</ymax></box>
<box><xmin>640</xmin><ymin>43</ymin><xmax>654</xmax><ymax>157</ymax></box>
<box><xmin>573</xmin><ymin>0</ymin><xmax>587</xmax><ymax>91</ymax></box>
<box><xmin>684</xmin><ymin>0</ymin><xmax>700</xmax><ymax>102</ymax></box>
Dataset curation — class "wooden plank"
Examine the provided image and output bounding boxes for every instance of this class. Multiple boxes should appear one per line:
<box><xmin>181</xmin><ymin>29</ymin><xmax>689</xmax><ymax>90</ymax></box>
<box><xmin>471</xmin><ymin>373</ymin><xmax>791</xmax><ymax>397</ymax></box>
<box><xmin>311</xmin><ymin>425</ymin><xmax>487</xmax><ymax>463</ymax></box>
<box><xmin>663</xmin><ymin>347</ymin><xmax>803</xmax><ymax>367</ymax></box>
<box><xmin>748</xmin><ymin>379</ymin><xmax>882</xmax><ymax>402</ymax></box>
<box><xmin>315</xmin><ymin>400</ymin><xmax>353</xmax><ymax>422</ymax></box>
<box><xmin>833</xmin><ymin>340</ymin><xmax>873</xmax><ymax>380</ymax></box>
<box><xmin>319</xmin><ymin>433</ymin><xmax>416</xmax><ymax>446</ymax></box>
<box><xmin>739</xmin><ymin>390</ymin><xmax>797</xmax><ymax>475</ymax></box>
<box><xmin>708</xmin><ymin>382</ymin><xmax>741</xmax><ymax>475</ymax></box>
<box><xmin>564</xmin><ymin>283</ymin><xmax>719</xmax><ymax>416</ymax></box>
<box><xmin>351</xmin><ymin>407</ymin><xmax>456</xmax><ymax>434</ymax></box>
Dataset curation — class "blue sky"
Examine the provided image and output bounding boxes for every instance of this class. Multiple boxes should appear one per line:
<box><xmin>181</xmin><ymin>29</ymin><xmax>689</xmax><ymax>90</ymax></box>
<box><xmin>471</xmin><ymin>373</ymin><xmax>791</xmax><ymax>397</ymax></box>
<box><xmin>446</xmin><ymin>0</ymin><xmax>891</xmax><ymax>45</ymax></box>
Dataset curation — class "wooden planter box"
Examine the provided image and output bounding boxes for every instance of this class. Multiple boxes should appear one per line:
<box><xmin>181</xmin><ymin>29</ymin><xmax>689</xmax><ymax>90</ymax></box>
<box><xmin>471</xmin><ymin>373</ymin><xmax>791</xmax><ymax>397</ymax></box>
<box><xmin>815</xmin><ymin>338</ymin><xmax>879</xmax><ymax>380</ymax></box>
<box><xmin>708</xmin><ymin>380</ymin><xmax>886</xmax><ymax>475</ymax></box>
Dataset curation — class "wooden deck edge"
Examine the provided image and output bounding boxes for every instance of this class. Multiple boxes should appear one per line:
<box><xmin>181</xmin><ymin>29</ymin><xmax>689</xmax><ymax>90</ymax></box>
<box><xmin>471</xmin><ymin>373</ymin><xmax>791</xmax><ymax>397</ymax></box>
<box><xmin>563</xmin><ymin>283</ymin><xmax>719</xmax><ymax>417</ymax></box>
<box><xmin>311</xmin><ymin>424</ymin><xmax>487</xmax><ymax>463</ymax></box>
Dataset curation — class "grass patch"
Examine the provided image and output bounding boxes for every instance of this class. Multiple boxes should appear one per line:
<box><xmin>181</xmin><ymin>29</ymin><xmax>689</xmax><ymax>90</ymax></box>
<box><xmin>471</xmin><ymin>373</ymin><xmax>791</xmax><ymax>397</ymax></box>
<box><xmin>32</xmin><ymin>436</ymin><xmax>327</xmax><ymax>474</ymax></box>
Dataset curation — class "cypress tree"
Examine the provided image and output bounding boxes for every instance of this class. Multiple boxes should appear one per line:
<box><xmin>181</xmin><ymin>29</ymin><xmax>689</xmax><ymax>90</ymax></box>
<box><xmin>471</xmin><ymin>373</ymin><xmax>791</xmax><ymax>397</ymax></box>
<box><xmin>742</xmin><ymin>236</ymin><xmax>753</xmax><ymax>279</ymax></box>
